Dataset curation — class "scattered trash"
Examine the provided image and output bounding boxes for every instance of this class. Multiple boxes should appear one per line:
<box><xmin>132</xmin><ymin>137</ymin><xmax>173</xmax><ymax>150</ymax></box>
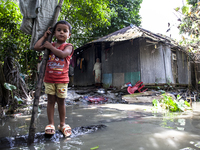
<box><xmin>127</xmin><ymin>80</ymin><xmax>148</xmax><ymax>94</ymax></box>
<box><xmin>18</xmin><ymin>125</ymin><xmax>27</xmax><ymax>129</ymax></box>
<box><xmin>83</xmin><ymin>96</ymin><xmax>108</xmax><ymax>103</ymax></box>
<box><xmin>121</xmin><ymin>83</ymin><xmax>128</xmax><ymax>89</ymax></box>
<box><xmin>13</xmin><ymin>113</ymin><xmax>22</xmax><ymax>117</ymax></box>
<box><xmin>97</xmin><ymin>88</ymin><xmax>106</xmax><ymax>94</ymax></box>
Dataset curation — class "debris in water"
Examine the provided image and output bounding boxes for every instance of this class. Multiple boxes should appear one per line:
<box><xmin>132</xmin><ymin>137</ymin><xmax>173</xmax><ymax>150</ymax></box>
<box><xmin>83</xmin><ymin>96</ymin><xmax>108</xmax><ymax>103</ymax></box>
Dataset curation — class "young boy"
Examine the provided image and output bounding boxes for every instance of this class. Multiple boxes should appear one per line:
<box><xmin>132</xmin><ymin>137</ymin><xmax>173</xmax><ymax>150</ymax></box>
<box><xmin>34</xmin><ymin>20</ymin><xmax>73</xmax><ymax>137</ymax></box>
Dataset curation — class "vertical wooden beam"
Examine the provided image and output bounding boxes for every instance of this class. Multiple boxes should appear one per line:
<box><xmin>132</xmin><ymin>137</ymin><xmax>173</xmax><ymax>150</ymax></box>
<box><xmin>28</xmin><ymin>0</ymin><xmax>64</xmax><ymax>145</ymax></box>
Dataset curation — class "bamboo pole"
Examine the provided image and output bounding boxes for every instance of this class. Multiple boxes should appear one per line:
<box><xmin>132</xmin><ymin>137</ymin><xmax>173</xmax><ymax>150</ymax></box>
<box><xmin>28</xmin><ymin>0</ymin><xmax>64</xmax><ymax>145</ymax></box>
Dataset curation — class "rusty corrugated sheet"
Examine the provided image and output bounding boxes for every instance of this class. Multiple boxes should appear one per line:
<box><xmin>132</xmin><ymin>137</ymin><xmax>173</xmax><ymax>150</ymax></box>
<box><xmin>75</xmin><ymin>25</ymin><xmax>180</xmax><ymax>52</ymax></box>
<box><xmin>90</xmin><ymin>25</ymin><xmax>177</xmax><ymax>45</ymax></box>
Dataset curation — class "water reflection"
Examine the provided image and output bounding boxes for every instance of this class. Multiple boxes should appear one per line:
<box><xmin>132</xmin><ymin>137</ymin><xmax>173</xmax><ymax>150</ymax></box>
<box><xmin>1</xmin><ymin>103</ymin><xmax>200</xmax><ymax>149</ymax></box>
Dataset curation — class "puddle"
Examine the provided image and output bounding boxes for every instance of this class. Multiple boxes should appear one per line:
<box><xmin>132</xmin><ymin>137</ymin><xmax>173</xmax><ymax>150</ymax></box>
<box><xmin>1</xmin><ymin>100</ymin><xmax>200</xmax><ymax>149</ymax></box>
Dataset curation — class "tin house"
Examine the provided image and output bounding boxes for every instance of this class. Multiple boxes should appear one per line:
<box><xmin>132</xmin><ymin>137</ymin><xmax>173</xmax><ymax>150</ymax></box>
<box><xmin>72</xmin><ymin>25</ymin><xmax>191</xmax><ymax>89</ymax></box>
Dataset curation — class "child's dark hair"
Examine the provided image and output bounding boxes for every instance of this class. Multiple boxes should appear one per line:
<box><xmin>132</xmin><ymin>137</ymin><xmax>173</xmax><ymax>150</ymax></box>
<box><xmin>52</xmin><ymin>20</ymin><xmax>72</xmax><ymax>34</ymax></box>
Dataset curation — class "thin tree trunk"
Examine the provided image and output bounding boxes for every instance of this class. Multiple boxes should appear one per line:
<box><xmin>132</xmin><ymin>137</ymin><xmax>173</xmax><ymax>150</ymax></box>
<box><xmin>28</xmin><ymin>0</ymin><xmax>64</xmax><ymax>145</ymax></box>
<box><xmin>194</xmin><ymin>62</ymin><xmax>199</xmax><ymax>101</ymax></box>
<box><xmin>0</xmin><ymin>62</ymin><xmax>9</xmax><ymax>107</ymax></box>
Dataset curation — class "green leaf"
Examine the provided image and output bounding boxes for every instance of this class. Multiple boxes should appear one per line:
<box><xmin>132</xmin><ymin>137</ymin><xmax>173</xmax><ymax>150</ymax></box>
<box><xmin>4</xmin><ymin>82</ymin><xmax>16</xmax><ymax>91</ymax></box>
<box><xmin>90</xmin><ymin>145</ymin><xmax>99</xmax><ymax>150</ymax></box>
<box><xmin>14</xmin><ymin>96</ymin><xmax>23</xmax><ymax>104</ymax></box>
<box><xmin>184</xmin><ymin>101</ymin><xmax>190</xmax><ymax>107</ymax></box>
<box><xmin>175</xmin><ymin>7</ymin><xmax>180</xmax><ymax>11</ymax></box>
<box><xmin>152</xmin><ymin>99</ymin><xmax>158</xmax><ymax>106</ymax></box>
<box><xmin>182</xmin><ymin>6</ymin><xmax>189</xmax><ymax>14</ymax></box>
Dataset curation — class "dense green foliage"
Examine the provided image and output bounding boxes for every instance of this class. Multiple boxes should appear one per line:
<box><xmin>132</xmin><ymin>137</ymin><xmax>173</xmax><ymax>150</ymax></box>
<box><xmin>0</xmin><ymin>0</ymin><xmax>37</xmax><ymax>79</ymax></box>
<box><xmin>175</xmin><ymin>1</ymin><xmax>200</xmax><ymax>55</ymax></box>
<box><xmin>0</xmin><ymin>0</ymin><xmax>142</xmax><ymax>90</ymax></box>
<box><xmin>186</xmin><ymin>0</ymin><xmax>198</xmax><ymax>6</ymax></box>
<box><xmin>59</xmin><ymin>0</ymin><xmax>112</xmax><ymax>48</ymax></box>
<box><xmin>152</xmin><ymin>93</ymin><xmax>191</xmax><ymax>112</ymax></box>
<box><xmin>60</xmin><ymin>0</ymin><xmax>143</xmax><ymax>48</ymax></box>
<box><xmin>91</xmin><ymin>0</ymin><xmax>142</xmax><ymax>39</ymax></box>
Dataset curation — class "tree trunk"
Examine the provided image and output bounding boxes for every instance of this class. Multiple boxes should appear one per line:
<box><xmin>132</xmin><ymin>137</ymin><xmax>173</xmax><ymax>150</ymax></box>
<box><xmin>28</xmin><ymin>0</ymin><xmax>64</xmax><ymax>145</ymax></box>
<box><xmin>194</xmin><ymin>62</ymin><xmax>199</xmax><ymax>100</ymax></box>
<box><xmin>0</xmin><ymin>62</ymin><xmax>9</xmax><ymax>107</ymax></box>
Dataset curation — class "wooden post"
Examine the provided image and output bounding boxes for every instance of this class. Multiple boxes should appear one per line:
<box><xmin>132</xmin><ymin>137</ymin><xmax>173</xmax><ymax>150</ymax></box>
<box><xmin>28</xmin><ymin>0</ymin><xmax>64</xmax><ymax>145</ymax></box>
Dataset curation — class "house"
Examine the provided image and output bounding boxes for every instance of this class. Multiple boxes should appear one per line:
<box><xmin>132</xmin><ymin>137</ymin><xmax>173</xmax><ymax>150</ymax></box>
<box><xmin>72</xmin><ymin>24</ymin><xmax>191</xmax><ymax>89</ymax></box>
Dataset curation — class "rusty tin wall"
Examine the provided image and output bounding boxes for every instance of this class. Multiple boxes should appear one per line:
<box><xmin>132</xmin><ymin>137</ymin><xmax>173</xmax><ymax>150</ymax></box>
<box><xmin>101</xmin><ymin>39</ymin><xmax>141</xmax><ymax>88</ymax></box>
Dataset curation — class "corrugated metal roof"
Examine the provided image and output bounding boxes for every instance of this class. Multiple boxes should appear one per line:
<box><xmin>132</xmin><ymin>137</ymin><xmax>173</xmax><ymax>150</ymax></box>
<box><xmin>75</xmin><ymin>24</ymin><xmax>180</xmax><ymax>51</ymax></box>
<box><xmin>91</xmin><ymin>25</ymin><xmax>175</xmax><ymax>44</ymax></box>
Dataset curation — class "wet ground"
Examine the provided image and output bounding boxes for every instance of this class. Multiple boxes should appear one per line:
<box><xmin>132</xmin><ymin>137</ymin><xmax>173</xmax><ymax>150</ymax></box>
<box><xmin>0</xmin><ymin>87</ymin><xmax>200</xmax><ymax>150</ymax></box>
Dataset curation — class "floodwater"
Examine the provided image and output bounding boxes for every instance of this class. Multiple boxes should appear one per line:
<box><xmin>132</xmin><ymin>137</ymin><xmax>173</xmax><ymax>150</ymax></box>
<box><xmin>0</xmin><ymin>92</ymin><xmax>200</xmax><ymax>150</ymax></box>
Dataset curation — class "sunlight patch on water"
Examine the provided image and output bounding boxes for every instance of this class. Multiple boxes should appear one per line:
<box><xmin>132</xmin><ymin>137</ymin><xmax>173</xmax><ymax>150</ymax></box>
<box><xmin>84</xmin><ymin>106</ymin><xmax>98</xmax><ymax>109</ymax></box>
<box><xmin>180</xmin><ymin>147</ymin><xmax>195</xmax><ymax>150</ymax></box>
<box><xmin>166</xmin><ymin>138</ymin><xmax>177</xmax><ymax>148</ymax></box>
<box><xmin>180</xmin><ymin>141</ymin><xmax>200</xmax><ymax>150</ymax></box>
<box><xmin>178</xmin><ymin>119</ymin><xmax>186</xmax><ymax>126</ymax></box>
<box><xmin>194</xmin><ymin>142</ymin><xmax>200</xmax><ymax>148</ymax></box>
<box><xmin>154</xmin><ymin>130</ymin><xmax>185</xmax><ymax>139</ymax></box>
<box><xmin>190</xmin><ymin>141</ymin><xmax>195</xmax><ymax>144</ymax></box>
<box><xmin>177</xmin><ymin>127</ymin><xmax>184</xmax><ymax>131</ymax></box>
<box><xmin>149</xmin><ymin>137</ymin><xmax>159</xmax><ymax>148</ymax></box>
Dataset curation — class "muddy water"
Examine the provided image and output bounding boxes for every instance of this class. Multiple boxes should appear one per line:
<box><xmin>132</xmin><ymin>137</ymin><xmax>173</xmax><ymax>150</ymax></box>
<box><xmin>1</xmin><ymin>102</ymin><xmax>200</xmax><ymax>150</ymax></box>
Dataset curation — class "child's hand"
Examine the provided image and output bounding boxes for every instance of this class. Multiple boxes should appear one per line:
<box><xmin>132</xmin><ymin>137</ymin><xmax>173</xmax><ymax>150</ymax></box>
<box><xmin>43</xmin><ymin>27</ymin><xmax>52</xmax><ymax>38</ymax></box>
<box><xmin>43</xmin><ymin>41</ymin><xmax>53</xmax><ymax>50</ymax></box>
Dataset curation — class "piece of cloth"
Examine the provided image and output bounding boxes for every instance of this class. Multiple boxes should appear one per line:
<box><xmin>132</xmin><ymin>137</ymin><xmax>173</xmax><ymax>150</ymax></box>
<box><xmin>44</xmin><ymin>82</ymin><xmax>68</xmax><ymax>98</ymax></box>
<box><xmin>44</xmin><ymin>42</ymin><xmax>74</xmax><ymax>83</ymax></box>
<box><xmin>19</xmin><ymin>0</ymin><xmax>58</xmax><ymax>49</ymax></box>
<box><xmin>81</xmin><ymin>58</ymin><xmax>86</xmax><ymax>72</ymax></box>
<box><xmin>93</xmin><ymin>62</ymin><xmax>101</xmax><ymax>83</ymax></box>
<box><xmin>80</xmin><ymin>58</ymin><xmax>84</xmax><ymax>69</ymax></box>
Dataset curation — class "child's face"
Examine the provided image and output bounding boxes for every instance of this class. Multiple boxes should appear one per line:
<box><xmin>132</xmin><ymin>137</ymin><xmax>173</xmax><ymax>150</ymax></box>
<box><xmin>54</xmin><ymin>24</ymin><xmax>71</xmax><ymax>43</ymax></box>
